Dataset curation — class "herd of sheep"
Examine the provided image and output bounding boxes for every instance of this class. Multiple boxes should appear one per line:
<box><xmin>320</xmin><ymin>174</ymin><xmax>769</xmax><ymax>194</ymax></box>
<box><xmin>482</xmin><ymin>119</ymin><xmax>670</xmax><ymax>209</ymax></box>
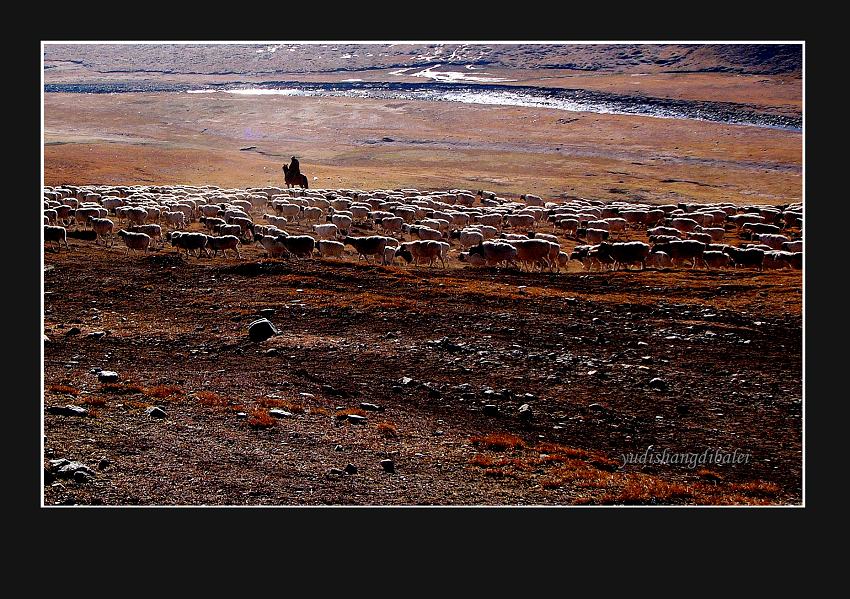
<box><xmin>43</xmin><ymin>184</ymin><xmax>804</xmax><ymax>273</ymax></box>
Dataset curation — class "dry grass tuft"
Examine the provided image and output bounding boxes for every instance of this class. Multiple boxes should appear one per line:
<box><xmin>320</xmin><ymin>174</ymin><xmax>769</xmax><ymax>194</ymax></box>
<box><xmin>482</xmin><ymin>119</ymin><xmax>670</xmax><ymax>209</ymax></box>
<box><xmin>470</xmin><ymin>433</ymin><xmax>526</xmax><ymax>452</ymax></box>
<box><xmin>145</xmin><ymin>385</ymin><xmax>184</xmax><ymax>400</ymax></box>
<box><xmin>335</xmin><ymin>407</ymin><xmax>368</xmax><ymax>419</ymax></box>
<box><xmin>80</xmin><ymin>396</ymin><xmax>107</xmax><ymax>407</ymax></box>
<box><xmin>101</xmin><ymin>382</ymin><xmax>146</xmax><ymax>395</ymax></box>
<box><xmin>309</xmin><ymin>406</ymin><xmax>331</xmax><ymax>416</ymax></box>
<box><xmin>376</xmin><ymin>422</ymin><xmax>399</xmax><ymax>439</ymax></box>
<box><xmin>247</xmin><ymin>409</ymin><xmax>276</xmax><ymax>429</ymax></box>
<box><xmin>195</xmin><ymin>391</ymin><xmax>231</xmax><ymax>408</ymax></box>
<box><xmin>48</xmin><ymin>384</ymin><xmax>80</xmax><ymax>396</ymax></box>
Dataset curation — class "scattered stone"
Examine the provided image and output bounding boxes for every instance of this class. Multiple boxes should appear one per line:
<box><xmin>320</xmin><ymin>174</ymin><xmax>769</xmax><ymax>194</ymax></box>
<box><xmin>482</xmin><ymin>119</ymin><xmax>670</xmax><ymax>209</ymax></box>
<box><xmin>87</xmin><ymin>331</ymin><xmax>106</xmax><ymax>339</ymax></box>
<box><xmin>391</xmin><ymin>385</ymin><xmax>403</xmax><ymax>394</ymax></box>
<box><xmin>50</xmin><ymin>459</ymin><xmax>94</xmax><ymax>479</ymax></box>
<box><xmin>380</xmin><ymin>459</ymin><xmax>395</xmax><ymax>473</ymax></box>
<box><xmin>145</xmin><ymin>406</ymin><xmax>167</xmax><ymax>419</ymax></box>
<box><xmin>269</xmin><ymin>409</ymin><xmax>293</xmax><ymax>418</ymax></box>
<box><xmin>47</xmin><ymin>405</ymin><xmax>88</xmax><ymax>417</ymax></box>
<box><xmin>327</xmin><ymin>468</ymin><xmax>344</xmax><ymax>478</ymax></box>
<box><xmin>400</xmin><ymin>377</ymin><xmax>414</xmax><ymax>386</ymax></box>
<box><xmin>247</xmin><ymin>318</ymin><xmax>280</xmax><ymax>342</ymax></box>
<box><xmin>334</xmin><ymin>444</ymin><xmax>343</xmax><ymax>452</ymax></box>
<box><xmin>385</xmin><ymin>331</ymin><xmax>398</xmax><ymax>339</ymax></box>
<box><xmin>65</xmin><ymin>327</ymin><xmax>81</xmax><ymax>336</ymax></box>
<box><xmin>344</xmin><ymin>463</ymin><xmax>358</xmax><ymax>475</ymax></box>
<box><xmin>433</xmin><ymin>430</ymin><xmax>445</xmax><ymax>436</ymax></box>
<box><xmin>98</xmin><ymin>458</ymin><xmax>111</xmax><ymax>470</ymax></box>
<box><xmin>98</xmin><ymin>370</ymin><xmax>119</xmax><ymax>383</ymax></box>
<box><xmin>73</xmin><ymin>470</ymin><xmax>91</xmax><ymax>483</ymax></box>
<box><xmin>347</xmin><ymin>414</ymin><xmax>367</xmax><ymax>425</ymax></box>
<box><xmin>259</xmin><ymin>308</ymin><xmax>276</xmax><ymax>317</ymax></box>
<box><xmin>264</xmin><ymin>348</ymin><xmax>280</xmax><ymax>356</ymax></box>
<box><xmin>587</xmin><ymin>402</ymin><xmax>606</xmax><ymax>412</ymax></box>
<box><xmin>236</xmin><ymin>412</ymin><xmax>248</xmax><ymax>419</ymax></box>
<box><xmin>359</xmin><ymin>402</ymin><xmax>384</xmax><ymax>411</ymax></box>
<box><xmin>299</xmin><ymin>392</ymin><xmax>315</xmax><ymax>400</ymax></box>
<box><xmin>566</xmin><ymin>297</ymin><xmax>577</xmax><ymax>305</ymax></box>
<box><xmin>483</xmin><ymin>404</ymin><xmax>499</xmax><ymax>416</ymax></box>
<box><xmin>649</xmin><ymin>378</ymin><xmax>668</xmax><ymax>391</ymax></box>
<box><xmin>518</xmin><ymin>404</ymin><xmax>533</xmax><ymax>421</ymax></box>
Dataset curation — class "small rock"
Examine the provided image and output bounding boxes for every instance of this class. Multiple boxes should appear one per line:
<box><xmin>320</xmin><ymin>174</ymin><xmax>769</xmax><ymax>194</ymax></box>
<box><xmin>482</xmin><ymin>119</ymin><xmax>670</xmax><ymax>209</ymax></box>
<box><xmin>47</xmin><ymin>405</ymin><xmax>88</xmax><ymax>417</ymax></box>
<box><xmin>649</xmin><ymin>378</ymin><xmax>668</xmax><ymax>391</ymax></box>
<box><xmin>380</xmin><ymin>459</ymin><xmax>395</xmax><ymax>473</ymax></box>
<box><xmin>98</xmin><ymin>458</ymin><xmax>111</xmax><ymax>470</ymax></box>
<box><xmin>87</xmin><ymin>331</ymin><xmax>106</xmax><ymax>339</ymax></box>
<box><xmin>518</xmin><ymin>404</ymin><xmax>532</xmax><ymax>421</ymax></box>
<box><xmin>259</xmin><ymin>309</ymin><xmax>276</xmax><ymax>317</ymax></box>
<box><xmin>359</xmin><ymin>402</ymin><xmax>384</xmax><ymax>411</ymax></box>
<box><xmin>269</xmin><ymin>409</ymin><xmax>293</xmax><ymax>418</ymax></box>
<box><xmin>566</xmin><ymin>297</ymin><xmax>577</xmax><ymax>305</ymax></box>
<box><xmin>145</xmin><ymin>406</ymin><xmax>167</xmax><ymax>419</ymax></box>
<box><xmin>334</xmin><ymin>444</ymin><xmax>344</xmax><ymax>451</ymax></box>
<box><xmin>65</xmin><ymin>327</ymin><xmax>81</xmax><ymax>336</ymax></box>
<box><xmin>236</xmin><ymin>412</ymin><xmax>248</xmax><ymax>419</ymax></box>
<box><xmin>73</xmin><ymin>470</ymin><xmax>91</xmax><ymax>483</ymax></box>
<box><xmin>264</xmin><ymin>348</ymin><xmax>280</xmax><ymax>356</ymax></box>
<box><xmin>98</xmin><ymin>370</ymin><xmax>119</xmax><ymax>383</ymax></box>
<box><xmin>587</xmin><ymin>402</ymin><xmax>606</xmax><ymax>412</ymax></box>
<box><xmin>347</xmin><ymin>414</ymin><xmax>367</xmax><ymax>425</ymax></box>
<box><xmin>327</xmin><ymin>468</ymin><xmax>344</xmax><ymax>478</ymax></box>
<box><xmin>344</xmin><ymin>463</ymin><xmax>358</xmax><ymax>475</ymax></box>
<box><xmin>51</xmin><ymin>460</ymin><xmax>94</xmax><ymax>479</ymax></box>
<box><xmin>483</xmin><ymin>404</ymin><xmax>499</xmax><ymax>416</ymax></box>
<box><xmin>391</xmin><ymin>385</ymin><xmax>403</xmax><ymax>393</ymax></box>
<box><xmin>400</xmin><ymin>377</ymin><xmax>414</xmax><ymax>386</ymax></box>
<box><xmin>247</xmin><ymin>318</ymin><xmax>280</xmax><ymax>342</ymax></box>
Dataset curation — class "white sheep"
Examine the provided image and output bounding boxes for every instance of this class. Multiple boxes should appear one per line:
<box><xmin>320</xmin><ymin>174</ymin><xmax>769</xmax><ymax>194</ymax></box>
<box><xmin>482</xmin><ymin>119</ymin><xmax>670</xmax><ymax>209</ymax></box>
<box><xmin>117</xmin><ymin>229</ymin><xmax>151</xmax><ymax>255</ymax></box>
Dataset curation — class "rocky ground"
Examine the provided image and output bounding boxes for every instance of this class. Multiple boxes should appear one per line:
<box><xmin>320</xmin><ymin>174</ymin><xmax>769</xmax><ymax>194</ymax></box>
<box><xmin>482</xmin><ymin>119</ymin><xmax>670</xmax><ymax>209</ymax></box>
<box><xmin>43</xmin><ymin>230</ymin><xmax>802</xmax><ymax>506</ymax></box>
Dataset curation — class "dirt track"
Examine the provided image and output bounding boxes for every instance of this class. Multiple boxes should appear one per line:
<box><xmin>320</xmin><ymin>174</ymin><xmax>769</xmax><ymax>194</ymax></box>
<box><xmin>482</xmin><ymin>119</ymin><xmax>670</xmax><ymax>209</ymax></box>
<box><xmin>43</xmin><ymin>237</ymin><xmax>802</xmax><ymax>505</ymax></box>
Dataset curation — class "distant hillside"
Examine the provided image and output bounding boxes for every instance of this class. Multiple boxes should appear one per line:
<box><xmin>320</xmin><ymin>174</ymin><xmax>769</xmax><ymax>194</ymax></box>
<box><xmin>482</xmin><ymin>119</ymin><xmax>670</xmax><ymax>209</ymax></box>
<box><xmin>43</xmin><ymin>43</ymin><xmax>802</xmax><ymax>78</ymax></box>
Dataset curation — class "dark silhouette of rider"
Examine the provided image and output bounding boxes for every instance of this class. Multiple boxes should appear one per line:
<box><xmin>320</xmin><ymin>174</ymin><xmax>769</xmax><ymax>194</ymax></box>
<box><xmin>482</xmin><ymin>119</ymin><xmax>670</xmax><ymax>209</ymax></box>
<box><xmin>289</xmin><ymin>156</ymin><xmax>301</xmax><ymax>178</ymax></box>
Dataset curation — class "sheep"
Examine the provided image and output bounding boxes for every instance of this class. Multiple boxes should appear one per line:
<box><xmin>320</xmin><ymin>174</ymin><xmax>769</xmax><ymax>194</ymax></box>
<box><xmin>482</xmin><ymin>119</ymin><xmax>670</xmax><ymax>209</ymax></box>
<box><xmin>54</xmin><ymin>205</ymin><xmax>73</xmax><ymax>226</ymax></box>
<box><xmin>227</xmin><ymin>216</ymin><xmax>255</xmax><ymax>238</ymax></box>
<box><xmin>74</xmin><ymin>207</ymin><xmax>102</xmax><ymax>229</ymax></box>
<box><xmin>652</xmin><ymin>240</ymin><xmax>706</xmax><ymax>269</ymax></box>
<box><xmin>463</xmin><ymin>241</ymin><xmax>518</xmax><ymax>268</ymax></box>
<box><xmin>757</xmin><ymin>233</ymin><xmax>791</xmax><ymax>250</ymax></box>
<box><xmin>722</xmin><ymin>246</ymin><xmax>764</xmax><ymax>270</ymax></box>
<box><xmin>281</xmin><ymin>235</ymin><xmax>316</xmax><ymax>258</ymax></box>
<box><xmin>343</xmin><ymin>235</ymin><xmax>391</xmax><ymax>263</ymax></box>
<box><xmin>595</xmin><ymin>241</ymin><xmax>651</xmax><ymax>271</ymax></box>
<box><xmin>604</xmin><ymin>218</ymin><xmax>628</xmax><ymax>239</ymax></box>
<box><xmin>168</xmin><ymin>231</ymin><xmax>209</xmax><ymax>258</ymax></box>
<box><xmin>646</xmin><ymin>251</ymin><xmax>673</xmax><ymax>269</ymax></box>
<box><xmin>317</xmin><ymin>239</ymin><xmax>346</xmax><ymax>259</ymax></box>
<box><xmin>503</xmin><ymin>238</ymin><xmax>552</xmax><ymax>272</ymax></box>
<box><xmin>782</xmin><ymin>240</ymin><xmax>803</xmax><ymax>253</ymax></box>
<box><xmin>162</xmin><ymin>211</ymin><xmax>186</xmax><ymax>230</ymax></box>
<box><xmin>450</xmin><ymin>228</ymin><xmax>485</xmax><ymax>249</ymax></box>
<box><xmin>205</xmin><ymin>235</ymin><xmax>241</xmax><ymax>259</ymax></box>
<box><xmin>263</xmin><ymin>214</ymin><xmax>289</xmax><ymax>229</ymax></box>
<box><xmin>44</xmin><ymin>225</ymin><xmax>69</xmax><ymax>251</ymax></box>
<box><xmin>144</xmin><ymin>206</ymin><xmax>161</xmax><ymax>223</ymax></box>
<box><xmin>88</xmin><ymin>217</ymin><xmax>115</xmax><ymax>247</ymax></box>
<box><xmin>622</xmin><ymin>210</ymin><xmax>648</xmax><ymax>228</ymax></box>
<box><xmin>377</xmin><ymin>216</ymin><xmax>404</xmax><ymax>235</ymax></box>
<box><xmin>383</xmin><ymin>245</ymin><xmax>400</xmax><ymax>266</ymax></box>
<box><xmin>474</xmin><ymin>213</ymin><xmax>503</xmax><ymax>228</ymax></box>
<box><xmin>302</xmin><ymin>206</ymin><xmax>324</xmax><ymax>223</ymax></box>
<box><xmin>396</xmin><ymin>240</ymin><xmax>445</xmax><ymax>267</ymax></box>
<box><xmin>458</xmin><ymin>251</ymin><xmax>487</xmax><ymax>266</ymax></box>
<box><xmin>702</xmin><ymin>251</ymin><xmax>732</xmax><ymax>269</ymax></box>
<box><xmin>569</xmin><ymin>245</ymin><xmax>600</xmax><ymax>271</ymax></box>
<box><xmin>200</xmin><ymin>216</ymin><xmax>226</xmax><ymax>232</ymax></box>
<box><xmin>555</xmin><ymin>218</ymin><xmax>579</xmax><ymax>238</ymax></box>
<box><xmin>468</xmin><ymin>224</ymin><xmax>499</xmax><ymax>240</ymax></box>
<box><xmin>215</xmin><ymin>223</ymin><xmax>243</xmax><ymax>238</ymax></box>
<box><xmin>647</xmin><ymin>226</ymin><xmax>683</xmax><ymax>238</ymax></box>
<box><xmin>787</xmin><ymin>252</ymin><xmax>803</xmax><ymax>270</ymax></box>
<box><xmin>44</xmin><ymin>209</ymin><xmax>58</xmax><ymax>225</ymax></box>
<box><xmin>584</xmin><ymin>228</ymin><xmax>610</xmax><ymax>245</ymax></box>
<box><xmin>671</xmin><ymin>218</ymin><xmax>700</xmax><ymax>234</ymax></box>
<box><xmin>331</xmin><ymin>214</ymin><xmax>353</xmax><ymax>232</ymax></box>
<box><xmin>128</xmin><ymin>224</ymin><xmax>162</xmax><ymax>248</ymax></box>
<box><xmin>699</xmin><ymin>227</ymin><xmax>726</xmax><ymax>242</ymax></box>
<box><xmin>527</xmin><ymin>231</ymin><xmax>559</xmax><ymax>244</ymax></box>
<box><xmin>117</xmin><ymin>229</ymin><xmax>151</xmax><ymax>255</ymax></box>
<box><xmin>762</xmin><ymin>250</ymin><xmax>793</xmax><ymax>270</ymax></box>
<box><xmin>688</xmin><ymin>232</ymin><xmax>714</xmax><ymax>245</ymax></box>
<box><xmin>275</xmin><ymin>203</ymin><xmax>302</xmax><ymax>220</ymax></box>
<box><xmin>554</xmin><ymin>251</ymin><xmax>569</xmax><ymax>273</ymax></box>
<box><xmin>500</xmin><ymin>233</ymin><xmax>529</xmax><ymax>241</ymax></box>
<box><xmin>407</xmin><ymin>225</ymin><xmax>443</xmax><ymax>241</ymax></box>
<box><xmin>255</xmin><ymin>233</ymin><xmax>288</xmax><ymax>258</ymax></box>
<box><xmin>504</xmin><ymin>214</ymin><xmax>536</xmax><ymax>230</ymax></box>
<box><xmin>199</xmin><ymin>204</ymin><xmax>221</xmax><ymax>218</ymax></box>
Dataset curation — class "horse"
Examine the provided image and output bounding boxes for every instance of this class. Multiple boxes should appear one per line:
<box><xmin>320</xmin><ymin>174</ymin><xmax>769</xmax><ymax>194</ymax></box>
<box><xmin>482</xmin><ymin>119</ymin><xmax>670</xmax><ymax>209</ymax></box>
<box><xmin>283</xmin><ymin>158</ymin><xmax>308</xmax><ymax>189</ymax></box>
